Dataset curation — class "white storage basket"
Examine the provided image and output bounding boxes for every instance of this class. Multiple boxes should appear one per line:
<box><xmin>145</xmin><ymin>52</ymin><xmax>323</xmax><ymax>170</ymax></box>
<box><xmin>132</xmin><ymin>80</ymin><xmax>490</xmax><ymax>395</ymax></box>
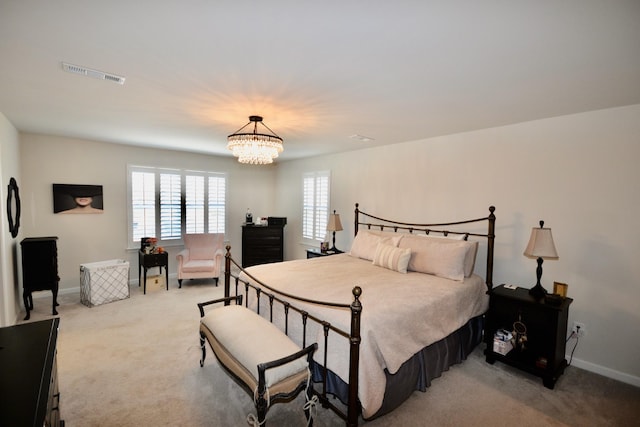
<box><xmin>80</xmin><ymin>259</ymin><xmax>130</xmax><ymax>307</ymax></box>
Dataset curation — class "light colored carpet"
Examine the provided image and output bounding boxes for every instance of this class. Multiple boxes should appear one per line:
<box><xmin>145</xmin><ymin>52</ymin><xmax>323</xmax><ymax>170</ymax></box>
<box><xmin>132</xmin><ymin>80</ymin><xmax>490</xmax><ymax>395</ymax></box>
<box><xmin>22</xmin><ymin>281</ymin><xmax>640</xmax><ymax>426</ymax></box>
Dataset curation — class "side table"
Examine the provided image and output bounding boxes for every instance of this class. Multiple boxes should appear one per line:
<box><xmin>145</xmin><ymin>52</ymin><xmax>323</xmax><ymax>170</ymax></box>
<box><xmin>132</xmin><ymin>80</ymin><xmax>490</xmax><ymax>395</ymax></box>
<box><xmin>306</xmin><ymin>249</ymin><xmax>343</xmax><ymax>259</ymax></box>
<box><xmin>484</xmin><ymin>284</ymin><xmax>573</xmax><ymax>388</ymax></box>
<box><xmin>138</xmin><ymin>251</ymin><xmax>169</xmax><ymax>294</ymax></box>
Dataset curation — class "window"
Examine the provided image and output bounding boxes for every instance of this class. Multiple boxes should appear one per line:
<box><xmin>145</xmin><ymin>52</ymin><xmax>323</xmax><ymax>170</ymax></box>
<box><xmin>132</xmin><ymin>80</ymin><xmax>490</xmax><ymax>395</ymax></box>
<box><xmin>128</xmin><ymin>166</ymin><xmax>226</xmax><ymax>247</ymax></box>
<box><xmin>302</xmin><ymin>171</ymin><xmax>330</xmax><ymax>242</ymax></box>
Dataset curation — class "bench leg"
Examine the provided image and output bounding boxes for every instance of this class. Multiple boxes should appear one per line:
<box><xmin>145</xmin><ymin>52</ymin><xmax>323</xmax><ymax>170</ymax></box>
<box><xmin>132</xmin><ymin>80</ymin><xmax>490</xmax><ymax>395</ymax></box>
<box><xmin>199</xmin><ymin>332</ymin><xmax>206</xmax><ymax>367</ymax></box>
<box><xmin>256</xmin><ymin>390</ymin><xmax>268</xmax><ymax>427</ymax></box>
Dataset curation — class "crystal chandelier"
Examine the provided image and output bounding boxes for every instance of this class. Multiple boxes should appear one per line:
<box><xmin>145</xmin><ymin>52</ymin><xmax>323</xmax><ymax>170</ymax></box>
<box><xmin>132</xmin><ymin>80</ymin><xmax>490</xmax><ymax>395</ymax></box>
<box><xmin>227</xmin><ymin>115</ymin><xmax>284</xmax><ymax>165</ymax></box>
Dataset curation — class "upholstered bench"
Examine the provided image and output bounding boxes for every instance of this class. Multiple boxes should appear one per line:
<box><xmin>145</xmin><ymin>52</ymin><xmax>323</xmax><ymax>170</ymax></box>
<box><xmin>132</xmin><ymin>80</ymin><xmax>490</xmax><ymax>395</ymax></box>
<box><xmin>198</xmin><ymin>296</ymin><xmax>317</xmax><ymax>426</ymax></box>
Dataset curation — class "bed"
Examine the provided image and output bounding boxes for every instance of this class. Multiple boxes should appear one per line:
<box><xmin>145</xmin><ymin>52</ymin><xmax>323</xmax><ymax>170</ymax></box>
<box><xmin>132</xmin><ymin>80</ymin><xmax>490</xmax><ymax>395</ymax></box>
<box><xmin>223</xmin><ymin>204</ymin><xmax>496</xmax><ymax>425</ymax></box>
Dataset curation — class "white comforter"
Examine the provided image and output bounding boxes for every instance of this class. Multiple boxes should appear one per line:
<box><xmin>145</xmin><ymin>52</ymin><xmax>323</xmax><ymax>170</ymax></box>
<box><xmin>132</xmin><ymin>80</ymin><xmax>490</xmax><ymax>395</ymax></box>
<box><xmin>240</xmin><ymin>253</ymin><xmax>489</xmax><ymax>418</ymax></box>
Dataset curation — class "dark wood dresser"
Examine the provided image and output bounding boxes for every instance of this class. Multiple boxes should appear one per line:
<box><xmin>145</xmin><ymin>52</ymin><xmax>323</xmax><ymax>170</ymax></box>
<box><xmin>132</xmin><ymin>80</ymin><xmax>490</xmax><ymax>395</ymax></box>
<box><xmin>242</xmin><ymin>224</ymin><xmax>285</xmax><ymax>267</ymax></box>
<box><xmin>21</xmin><ymin>237</ymin><xmax>60</xmax><ymax>320</ymax></box>
<box><xmin>0</xmin><ymin>318</ymin><xmax>64</xmax><ymax>426</ymax></box>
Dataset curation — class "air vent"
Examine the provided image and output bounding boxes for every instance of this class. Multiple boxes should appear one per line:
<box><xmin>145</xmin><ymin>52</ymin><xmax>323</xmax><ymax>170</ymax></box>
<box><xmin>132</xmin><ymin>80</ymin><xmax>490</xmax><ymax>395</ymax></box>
<box><xmin>62</xmin><ymin>62</ymin><xmax>126</xmax><ymax>85</ymax></box>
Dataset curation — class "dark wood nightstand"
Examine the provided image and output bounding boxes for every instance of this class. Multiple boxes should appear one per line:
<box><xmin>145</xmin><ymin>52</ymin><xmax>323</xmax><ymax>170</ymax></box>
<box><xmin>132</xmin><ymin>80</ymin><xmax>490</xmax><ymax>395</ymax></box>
<box><xmin>138</xmin><ymin>251</ymin><xmax>169</xmax><ymax>294</ymax></box>
<box><xmin>484</xmin><ymin>284</ymin><xmax>573</xmax><ymax>389</ymax></box>
<box><xmin>306</xmin><ymin>249</ymin><xmax>343</xmax><ymax>259</ymax></box>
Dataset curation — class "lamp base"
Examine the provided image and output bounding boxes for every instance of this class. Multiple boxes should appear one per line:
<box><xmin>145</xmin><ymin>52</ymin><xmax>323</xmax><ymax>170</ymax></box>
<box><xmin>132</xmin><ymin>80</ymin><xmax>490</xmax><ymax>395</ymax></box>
<box><xmin>529</xmin><ymin>283</ymin><xmax>547</xmax><ymax>300</ymax></box>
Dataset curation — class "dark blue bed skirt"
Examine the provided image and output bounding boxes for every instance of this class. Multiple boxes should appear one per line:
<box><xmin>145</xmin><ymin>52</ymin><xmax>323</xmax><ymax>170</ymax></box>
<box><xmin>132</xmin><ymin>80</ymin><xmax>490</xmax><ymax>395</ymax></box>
<box><xmin>311</xmin><ymin>314</ymin><xmax>485</xmax><ymax>420</ymax></box>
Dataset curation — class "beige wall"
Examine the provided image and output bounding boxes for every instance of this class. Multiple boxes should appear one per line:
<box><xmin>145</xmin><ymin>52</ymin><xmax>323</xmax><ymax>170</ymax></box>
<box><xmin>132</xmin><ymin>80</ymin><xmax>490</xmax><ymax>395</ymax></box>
<box><xmin>0</xmin><ymin>113</ymin><xmax>21</xmax><ymax>326</ymax></box>
<box><xmin>18</xmin><ymin>134</ymin><xmax>277</xmax><ymax>294</ymax></box>
<box><xmin>5</xmin><ymin>104</ymin><xmax>640</xmax><ymax>387</ymax></box>
<box><xmin>275</xmin><ymin>104</ymin><xmax>640</xmax><ymax>386</ymax></box>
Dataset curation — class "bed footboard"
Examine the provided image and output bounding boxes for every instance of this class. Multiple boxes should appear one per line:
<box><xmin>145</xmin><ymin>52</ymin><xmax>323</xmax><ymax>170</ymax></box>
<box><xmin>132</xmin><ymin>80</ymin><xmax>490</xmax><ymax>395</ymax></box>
<box><xmin>224</xmin><ymin>247</ymin><xmax>362</xmax><ymax>427</ymax></box>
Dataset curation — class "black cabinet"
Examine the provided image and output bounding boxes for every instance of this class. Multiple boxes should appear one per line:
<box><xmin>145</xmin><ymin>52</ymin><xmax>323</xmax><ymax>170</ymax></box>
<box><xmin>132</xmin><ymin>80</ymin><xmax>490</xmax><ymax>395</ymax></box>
<box><xmin>21</xmin><ymin>237</ymin><xmax>59</xmax><ymax>320</ymax></box>
<box><xmin>0</xmin><ymin>318</ymin><xmax>63</xmax><ymax>426</ymax></box>
<box><xmin>485</xmin><ymin>285</ymin><xmax>573</xmax><ymax>388</ymax></box>
<box><xmin>242</xmin><ymin>225</ymin><xmax>284</xmax><ymax>267</ymax></box>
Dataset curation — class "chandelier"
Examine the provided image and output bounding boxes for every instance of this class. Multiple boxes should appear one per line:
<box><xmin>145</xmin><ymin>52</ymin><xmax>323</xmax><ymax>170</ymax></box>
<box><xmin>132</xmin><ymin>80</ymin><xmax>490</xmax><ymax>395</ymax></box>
<box><xmin>227</xmin><ymin>115</ymin><xmax>284</xmax><ymax>164</ymax></box>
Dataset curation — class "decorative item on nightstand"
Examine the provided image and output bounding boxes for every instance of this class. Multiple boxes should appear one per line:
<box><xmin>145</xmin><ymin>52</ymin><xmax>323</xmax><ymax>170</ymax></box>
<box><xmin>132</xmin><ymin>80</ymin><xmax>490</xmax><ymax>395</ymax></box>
<box><xmin>327</xmin><ymin>210</ymin><xmax>343</xmax><ymax>252</ymax></box>
<box><xmin>524</xmin><ymin>220</ymin><xmax>558</xmax><ymax>300</ymax></box>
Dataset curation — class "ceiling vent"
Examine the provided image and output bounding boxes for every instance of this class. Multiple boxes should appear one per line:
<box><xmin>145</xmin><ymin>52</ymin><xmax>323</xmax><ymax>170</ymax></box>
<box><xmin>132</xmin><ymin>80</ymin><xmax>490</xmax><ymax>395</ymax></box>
<box><xmin>62</xmin><ymin>62</ymin><xmax>126</xmax><ymax>85</ymax></box>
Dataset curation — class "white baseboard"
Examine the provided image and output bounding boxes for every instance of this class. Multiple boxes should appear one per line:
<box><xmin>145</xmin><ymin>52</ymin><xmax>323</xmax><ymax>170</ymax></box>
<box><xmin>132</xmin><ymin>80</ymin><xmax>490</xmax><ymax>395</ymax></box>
<box><xmin>566</xmin><ymin>355</ymin><xmax>640</xmax><ymax>388</ymax></box>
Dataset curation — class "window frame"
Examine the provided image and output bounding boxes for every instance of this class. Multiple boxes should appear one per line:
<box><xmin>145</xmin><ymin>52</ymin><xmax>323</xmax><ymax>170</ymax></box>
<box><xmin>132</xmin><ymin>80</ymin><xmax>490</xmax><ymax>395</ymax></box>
<box><xmin>302</xmin><ymin>170</ymin><xmax>331</xmax><ymax>246</ymax></box>
<box><xmin>127</xmin><ymin>165</ymin><xmax>227</xmax><ymax>249</ymax></box>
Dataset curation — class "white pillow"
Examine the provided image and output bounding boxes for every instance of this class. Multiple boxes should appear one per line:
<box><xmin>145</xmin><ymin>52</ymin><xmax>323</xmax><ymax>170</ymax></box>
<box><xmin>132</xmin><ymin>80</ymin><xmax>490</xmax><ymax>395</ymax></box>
<box><xmin>413</xmin><ymin>234</ymin><xmax>478</xmax><ymax>277</ymax></box>
<box><xmin>399</xmin><ymin>235</ymin><xmax>469</xmax><ymax>281</ymax></box>
<box><xmin>349</xmin><ymin>230</ymin><xmax>402</xmax><ymax>261</ymax></box>
<box><xmin>372</xmin><ymin>242</ymin><xmax>411</xmax><ymax>273</ymax></box>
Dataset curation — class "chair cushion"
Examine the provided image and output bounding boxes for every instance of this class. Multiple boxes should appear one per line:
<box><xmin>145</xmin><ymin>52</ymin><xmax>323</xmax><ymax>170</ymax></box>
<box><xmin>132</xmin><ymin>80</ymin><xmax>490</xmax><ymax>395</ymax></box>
<box><xmin>201</xmin><ymin>305</ymin><xmax>308</xmax><ymax>387</ymax></box>
<box><xmin>184</xmin><ymin>233</ymin><xmax>223</xmax><ymax>260</ymax></box>
<box><xmin>182</xmin><ymin>259</ymin><xmax>216</xmax><ymax>273</ymax></box>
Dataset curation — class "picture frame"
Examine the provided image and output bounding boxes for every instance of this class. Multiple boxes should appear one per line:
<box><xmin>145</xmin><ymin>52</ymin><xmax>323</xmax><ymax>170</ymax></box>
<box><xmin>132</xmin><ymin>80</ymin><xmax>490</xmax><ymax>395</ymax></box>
<box><xmin>53</xmin><ymin>183</ymin><xmax>104</xmax><ymax>214</ymax></box>
<box><xmin>553</xmin><ymin>281</ymin><xmax>568</xmax><ymax>297</ymax></box>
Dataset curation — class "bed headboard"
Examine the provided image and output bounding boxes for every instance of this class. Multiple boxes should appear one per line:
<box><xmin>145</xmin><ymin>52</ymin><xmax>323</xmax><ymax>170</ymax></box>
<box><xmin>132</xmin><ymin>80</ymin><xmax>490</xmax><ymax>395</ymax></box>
<box><xmin>354</xmin><ymin>203</ymin><xmax>496</xmax><ymax>291</ymax></box>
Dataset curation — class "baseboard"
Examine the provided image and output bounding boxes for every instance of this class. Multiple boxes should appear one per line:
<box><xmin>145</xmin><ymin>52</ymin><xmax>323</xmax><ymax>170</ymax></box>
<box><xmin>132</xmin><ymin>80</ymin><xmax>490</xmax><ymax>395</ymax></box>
<box><xmin>566</xmin><ymin>355</ymin><xmax>640</xmax><ymax>388</ymax></box>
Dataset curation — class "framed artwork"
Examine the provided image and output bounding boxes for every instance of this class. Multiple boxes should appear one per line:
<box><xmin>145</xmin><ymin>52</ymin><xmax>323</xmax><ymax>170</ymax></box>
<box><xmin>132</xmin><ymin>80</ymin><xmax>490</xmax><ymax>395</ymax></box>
<box><xmin>553</xmin><ymin>281</ymin><xmax>568</xmax><ymax>297</ymax></box>
<box><xmin>53</xmin><ymin>184</ymin><xmax>104</xmax><ymax>214</ymax></box>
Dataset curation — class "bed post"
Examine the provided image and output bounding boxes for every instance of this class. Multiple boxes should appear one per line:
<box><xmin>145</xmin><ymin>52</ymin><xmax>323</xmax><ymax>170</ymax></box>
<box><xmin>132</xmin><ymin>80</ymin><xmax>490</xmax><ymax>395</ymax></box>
<box><xmin>486</xmin><ymin>206</ymin><xmax>496</xmax><ymax>292</ymax></box>
<box><xmin>347</xmin><ymin>286</ymin><xmax>362</xmax><ymax>427</ymax></box>
<box><xmin>224</xmin><ymin>245</ymin><xmax>231</xmax><ymax>305</ymax></box>
<box><xmin>354</xmin><ymin>203</ymin><xmax>360</xmax><ymax>236</ymax></box>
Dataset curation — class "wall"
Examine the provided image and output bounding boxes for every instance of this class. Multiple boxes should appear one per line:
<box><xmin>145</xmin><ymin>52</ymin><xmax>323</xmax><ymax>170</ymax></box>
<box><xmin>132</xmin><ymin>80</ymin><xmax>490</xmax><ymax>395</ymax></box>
<box><xmin>10</xmin><ymin>105</ymin><xmax>640</xmax><ymax>385</ymax></box>
<box><xmin>18</xmin><ymin>134</ymin><xmax>277</xmax><ymax>294</ymax></box>
<box><xmin>0</xmin><ymin>113</ymin><xmax>21</xmax><ymax>326</ymax></box>
<box><xmin>274</xmin><ymin>104</ymin><xmax>640</xmax><ymax>386</ymax></box>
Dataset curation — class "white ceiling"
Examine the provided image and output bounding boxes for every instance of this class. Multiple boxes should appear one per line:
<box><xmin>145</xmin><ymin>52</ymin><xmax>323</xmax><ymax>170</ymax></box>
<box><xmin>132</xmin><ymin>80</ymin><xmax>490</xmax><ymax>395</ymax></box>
<box><xmin>1</xmin><ymin>1</ymin><xmax>639</xmax><ymax>161</ymax></box>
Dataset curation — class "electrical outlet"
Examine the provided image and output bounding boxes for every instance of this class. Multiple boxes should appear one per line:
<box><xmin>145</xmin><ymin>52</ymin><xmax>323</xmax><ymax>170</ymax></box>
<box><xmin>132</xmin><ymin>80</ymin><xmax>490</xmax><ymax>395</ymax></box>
<box><xmin>572</xmin><ymin>322</ymin><xmax>586</xmax><ymax>337</ymax></box>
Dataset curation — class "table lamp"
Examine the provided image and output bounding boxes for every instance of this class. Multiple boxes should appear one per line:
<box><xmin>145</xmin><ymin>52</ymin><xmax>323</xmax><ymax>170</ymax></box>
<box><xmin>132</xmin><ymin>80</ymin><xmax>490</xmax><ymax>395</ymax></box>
<box><xmin>523</xmin><ymin>220</ymin><xmax>558</xmax><ymax>299</ymax></box>
<box><xmin>327</xmin><ymin>210</ymin><xmax>343</xmax><ymax>252</ymax></box>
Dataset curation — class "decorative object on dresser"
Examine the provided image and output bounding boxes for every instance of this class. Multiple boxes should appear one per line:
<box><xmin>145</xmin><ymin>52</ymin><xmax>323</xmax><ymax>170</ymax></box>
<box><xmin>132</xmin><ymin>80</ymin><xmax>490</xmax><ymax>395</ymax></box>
<box><xmin>523</xmin><ymin>220</ymin><xmax>558</xmax><ymax>300</ymax></box>
<box><xmin>241</xmin><ymin>221</ymin><xmax>285</xmax><ymax>268</ymax></box>
<box><xmin>485</xmin><ymin>284</ymin><xmax>572</xmax><ymax>389</ymax></box>
<box><xmin>0</xmin><ymin>318</ymin><xmax>64</xmax><ymax>426</ymax></box>
<box><xmin>227</xmin><ymin>115</ymin><xmax>284</xmax><ymax>165</ymax></box>
<box><xmin>21</xmin><ymin>237</ymin><xmax>60</xmax><ymax>320</ymax></box>
<box><xmin>175</xmin><ymin>233</ymin><xmax>225</xmax><ymax>288</ymax></box>
<box><xmin>326</xmin><ymin>210</ymin><xmax>343</xmax><ymax>252</ymax></box>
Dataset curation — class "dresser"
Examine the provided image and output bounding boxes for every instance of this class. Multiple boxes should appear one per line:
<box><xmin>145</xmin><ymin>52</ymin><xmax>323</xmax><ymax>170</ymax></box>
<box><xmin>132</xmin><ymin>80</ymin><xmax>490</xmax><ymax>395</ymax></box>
<box><xmin>242</xmin><ymin>224</ymin><xmax>285</xmax><ymax>267</ymax></box>
<box><xmin>0</xmin><ymin>318</ymin><xmax>63</xmax><ymax>426</ymax></box>
<box><xmin>21</xmin><ymin>237</ymin><xmax>60</xmax><ymax>321</ymax></box>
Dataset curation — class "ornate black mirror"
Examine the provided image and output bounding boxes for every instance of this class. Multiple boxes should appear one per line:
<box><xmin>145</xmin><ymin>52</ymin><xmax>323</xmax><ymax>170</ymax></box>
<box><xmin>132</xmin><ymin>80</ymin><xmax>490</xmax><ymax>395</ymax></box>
<box><xmin>7</xmin><ymin>177</ymin><xmax>20</xmax><ymax>238</ymax></box>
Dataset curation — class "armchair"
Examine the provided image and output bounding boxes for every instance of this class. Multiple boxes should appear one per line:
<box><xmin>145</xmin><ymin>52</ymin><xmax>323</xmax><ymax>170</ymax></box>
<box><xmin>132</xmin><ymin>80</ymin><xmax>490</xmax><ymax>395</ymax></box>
<box><xmin>176</xmin><ymin>233</ymin><xmax>225</xmax><ymax>287</ymax></box>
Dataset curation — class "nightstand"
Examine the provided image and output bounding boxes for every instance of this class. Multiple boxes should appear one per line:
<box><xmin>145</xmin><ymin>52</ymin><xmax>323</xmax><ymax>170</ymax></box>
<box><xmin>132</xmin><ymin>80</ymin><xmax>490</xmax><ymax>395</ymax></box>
<box><xmin>138</xmin><ymin>251</ymin><xmax>169</xmax><ymax>294</ymax></box>
<box><xmin>484</xmin><ymin>284</ymin><xmax>573</xmax><ymax>389</ymax></box>
<box><xmin>306</xmin><ymin>249</ymin><xmax>343</xmax><ymax>259</ymax></box>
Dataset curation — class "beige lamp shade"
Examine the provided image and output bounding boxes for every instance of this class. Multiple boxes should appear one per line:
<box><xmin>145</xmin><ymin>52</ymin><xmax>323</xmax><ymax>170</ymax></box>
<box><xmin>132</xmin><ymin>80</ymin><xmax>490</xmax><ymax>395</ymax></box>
<box><xmin>524</xmin><ymin>226</ymin><xmax>558</xmax><ymax>259</ymax></box>
<box><xmin>327</xmin><ymin>212</ymin><xmax>343</xmax><ymax>232</ymax></box>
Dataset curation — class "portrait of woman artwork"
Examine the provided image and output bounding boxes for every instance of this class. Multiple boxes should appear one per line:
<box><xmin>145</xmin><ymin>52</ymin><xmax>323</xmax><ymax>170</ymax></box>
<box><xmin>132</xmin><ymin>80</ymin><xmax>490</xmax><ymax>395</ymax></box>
<box><xmin>53</xmin><ymin>184</ymin><xmax>104</xmax><ymax>214</ymax></box>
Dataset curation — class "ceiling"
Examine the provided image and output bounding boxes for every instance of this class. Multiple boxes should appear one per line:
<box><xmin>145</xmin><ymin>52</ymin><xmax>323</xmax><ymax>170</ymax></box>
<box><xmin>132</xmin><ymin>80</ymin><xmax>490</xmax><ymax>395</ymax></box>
<box><xmin>1</xmin><ymin>1</ymin><xmax>639</xmax><ymax>162</ymax></box>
